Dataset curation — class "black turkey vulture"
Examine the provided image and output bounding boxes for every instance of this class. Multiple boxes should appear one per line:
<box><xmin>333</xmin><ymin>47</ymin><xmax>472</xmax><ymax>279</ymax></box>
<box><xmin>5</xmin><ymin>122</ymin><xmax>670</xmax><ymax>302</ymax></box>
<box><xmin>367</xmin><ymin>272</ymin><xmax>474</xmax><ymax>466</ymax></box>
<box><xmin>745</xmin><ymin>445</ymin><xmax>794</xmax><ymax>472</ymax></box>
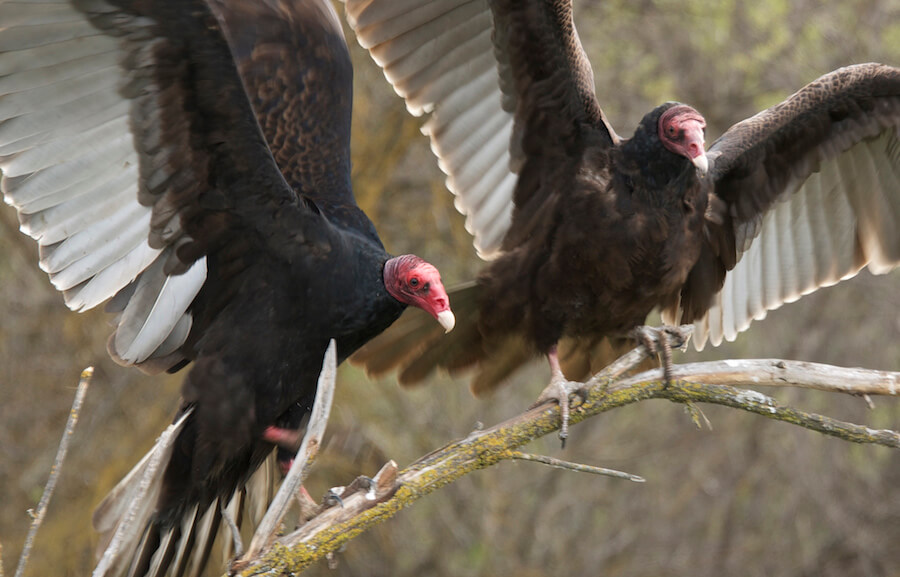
<box><xmin>0</xmin><ymin>0</ymin><xmax>454</xmax><ymax>573</ymax></box>
<box><xmin>346</xmin><ymin>0</ymin><xmax>900</xmax><ymax>416</ymax></box>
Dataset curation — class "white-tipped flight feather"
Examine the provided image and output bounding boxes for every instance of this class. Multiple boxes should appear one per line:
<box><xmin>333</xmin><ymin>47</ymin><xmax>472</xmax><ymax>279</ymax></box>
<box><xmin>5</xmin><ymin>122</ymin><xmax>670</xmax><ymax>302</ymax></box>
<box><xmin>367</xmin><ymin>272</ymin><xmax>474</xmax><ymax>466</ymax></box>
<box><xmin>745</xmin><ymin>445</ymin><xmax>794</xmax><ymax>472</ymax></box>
<box><xmin>0</xmin><ymin>0</ymin><xmax>207</xmax><ymax>368</ymax></box>
<box><xmin>691</xmin><ymin>124</ymin><xmax>900</xmax><ymax>348</ymax></box>
<box><xmin>343</xmin><ymin>0</ymin><xmax>516</xmax><ymax>258</ymax></box>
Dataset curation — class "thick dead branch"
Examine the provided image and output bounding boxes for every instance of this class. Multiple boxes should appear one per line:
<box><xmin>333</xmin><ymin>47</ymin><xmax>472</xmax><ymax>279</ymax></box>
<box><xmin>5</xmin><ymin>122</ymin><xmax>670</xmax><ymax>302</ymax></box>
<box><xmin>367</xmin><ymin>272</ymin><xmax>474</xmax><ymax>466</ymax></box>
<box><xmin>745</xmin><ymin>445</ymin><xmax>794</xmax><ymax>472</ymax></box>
<box><xmin>668</xmin><ymin>359</ymin><xmax>900</xmax><ymax>396</ymax></box>
<box><xmin>15</xmin><ymin>367</ymin><xmax>92</xmax><ymax>577</ymax></box>
<box><xmin>234</xmin><ymin>352</ymin><xmax>900</xmax><ymax>575</ymax></box>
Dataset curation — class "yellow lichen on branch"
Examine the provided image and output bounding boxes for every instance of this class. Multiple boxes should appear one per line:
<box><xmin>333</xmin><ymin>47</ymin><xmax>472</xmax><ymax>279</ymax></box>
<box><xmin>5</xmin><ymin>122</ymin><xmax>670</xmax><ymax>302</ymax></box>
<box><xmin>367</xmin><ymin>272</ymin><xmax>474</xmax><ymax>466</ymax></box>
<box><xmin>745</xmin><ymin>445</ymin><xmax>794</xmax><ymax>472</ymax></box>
<box><xmin>235</xmin><ymin>351</ymin><xmax>900</xmax><ymax>575</ymax></box>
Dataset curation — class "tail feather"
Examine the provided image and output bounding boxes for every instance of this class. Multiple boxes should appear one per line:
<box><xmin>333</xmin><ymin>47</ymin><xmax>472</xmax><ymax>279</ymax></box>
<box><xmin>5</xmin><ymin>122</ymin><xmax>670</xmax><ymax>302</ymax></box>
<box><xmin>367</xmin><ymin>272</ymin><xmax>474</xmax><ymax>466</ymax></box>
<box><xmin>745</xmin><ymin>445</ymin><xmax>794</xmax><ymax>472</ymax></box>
<box><xmin>354</xmin><ymin>282</ymin><xmax>539</xmax><ymax>394</ymax></box>
<box><xmin>93</xmin><ymin>413</ymin><xmax>280</xmax><ymax>577</ymax></box>
<box><xmin>352</xmin><ymin>282</ymin><xmax>484</xmax><ymax>384</ymax></box>
<box><xmin>398</xmin><ymin>318</ymin><xmax>482</xmax><ymax>384</ymax></box>
<box><xmin>558</xmin><ymin>336</ymin><xmax>658</xmax><ymax>382</ymax></box>
<box><xmin>168</xmin><ymin>506</ymin><xmax>200</xmax><ymax>577</ymax></box>
<box><xmin>184</xmin><ymin>505</ymin><xmax>220</xmax><ymax>577</ymax></box>
<box><xmin>468</xmin><ymin>334</ymin><xmax>533</xmax><ymax>396</ymax></box>
<box><xmin>353</xmin><ymin>282</ymin><xmax>653</xmax><ymax>395</ymax></box>
<box><xmin>357</xmin><ymin>310</ymin><xmax>447</xmax><ymax>377</ymax></box>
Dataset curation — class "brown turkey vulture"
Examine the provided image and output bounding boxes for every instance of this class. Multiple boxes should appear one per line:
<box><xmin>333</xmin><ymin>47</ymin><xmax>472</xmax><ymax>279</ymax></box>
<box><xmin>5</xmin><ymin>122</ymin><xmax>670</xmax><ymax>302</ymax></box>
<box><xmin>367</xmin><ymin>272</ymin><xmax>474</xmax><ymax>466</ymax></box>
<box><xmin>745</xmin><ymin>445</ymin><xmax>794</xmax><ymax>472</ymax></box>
<box><xmin>0</xmin><ymin>0</ymin><xmax>454</xmax><ymax>574</ymax></box>
<box><xmin>346</xmin><ymin>0</ymin><xmax>900</xmax><ymax>417</ymax></box>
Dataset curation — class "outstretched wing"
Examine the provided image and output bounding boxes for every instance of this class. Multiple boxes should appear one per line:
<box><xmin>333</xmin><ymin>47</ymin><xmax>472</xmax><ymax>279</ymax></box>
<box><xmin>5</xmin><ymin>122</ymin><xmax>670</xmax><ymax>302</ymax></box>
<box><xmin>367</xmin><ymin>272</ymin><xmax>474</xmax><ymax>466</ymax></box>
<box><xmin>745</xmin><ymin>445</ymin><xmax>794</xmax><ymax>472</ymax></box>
<box><xmin>664</xmin><ymin>63</ymin><xmax>900</xmax><ymax>347</ymax></box>
<box><xmin>213</xmin><ymin>0</ymin><xmax>382</xmax><ymax>243</ymax></box>
<box><xmin>342</xmin><ymin>0</ymin><xmax>618</xmax><ymax>258</ymax></box>
<box><xmin>0</xmin><ymin>0</ymin><xmax>314</xmax><ymax>371</ymax></box>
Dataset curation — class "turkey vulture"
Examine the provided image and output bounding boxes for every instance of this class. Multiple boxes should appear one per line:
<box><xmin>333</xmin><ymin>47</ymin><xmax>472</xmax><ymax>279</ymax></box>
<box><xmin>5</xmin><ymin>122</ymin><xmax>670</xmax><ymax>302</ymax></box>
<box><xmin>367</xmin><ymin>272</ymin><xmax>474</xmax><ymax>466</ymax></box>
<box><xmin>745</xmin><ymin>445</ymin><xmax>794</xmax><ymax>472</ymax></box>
<box><xmin>0</xmin><ymin>0</ymin><xmax>453</xmax><ymax>573</ymax></box>
<box><xmin>346</xmin><ymin>0</ymin><xmax>900</xmax><ymax>413</ymax></box>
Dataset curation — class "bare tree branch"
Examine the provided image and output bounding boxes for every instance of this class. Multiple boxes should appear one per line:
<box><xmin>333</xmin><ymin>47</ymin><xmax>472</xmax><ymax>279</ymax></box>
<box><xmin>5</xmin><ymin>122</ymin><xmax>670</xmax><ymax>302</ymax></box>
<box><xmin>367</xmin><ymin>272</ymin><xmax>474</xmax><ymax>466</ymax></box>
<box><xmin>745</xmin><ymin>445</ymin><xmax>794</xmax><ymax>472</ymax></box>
<box><xmin>667</xmin><ymin>359</ymin><xmax>900</xmax><ymax>396</ymax></box>
<box><xmin>233</xmin><ymin>350</ymin><xmax>900</xmax><ymax>576</ymax></box>
<box><xmin>15</xmin><ymin>367</ymin><xmax>92</xmax><ymax>577</ymax></box>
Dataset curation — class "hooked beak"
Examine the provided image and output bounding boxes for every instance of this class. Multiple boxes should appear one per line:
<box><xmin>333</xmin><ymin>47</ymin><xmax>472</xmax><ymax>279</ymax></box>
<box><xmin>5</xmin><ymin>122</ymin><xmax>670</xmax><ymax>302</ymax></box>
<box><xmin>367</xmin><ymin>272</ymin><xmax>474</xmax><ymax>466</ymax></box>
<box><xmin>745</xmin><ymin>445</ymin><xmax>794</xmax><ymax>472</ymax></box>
<box><xmin>684</xmin><ymin>124</ymin><xmax>708</xmax><ymax>175</ymax></box>
<box><xmin>436</xmin><ymin>309</ymin><xmax>456</xmax><ymax>333</ymax></box>
<box><xmin>691</xmin><ymin>152</ymin><xmax>709</xmax><ymax>175</ymax></box>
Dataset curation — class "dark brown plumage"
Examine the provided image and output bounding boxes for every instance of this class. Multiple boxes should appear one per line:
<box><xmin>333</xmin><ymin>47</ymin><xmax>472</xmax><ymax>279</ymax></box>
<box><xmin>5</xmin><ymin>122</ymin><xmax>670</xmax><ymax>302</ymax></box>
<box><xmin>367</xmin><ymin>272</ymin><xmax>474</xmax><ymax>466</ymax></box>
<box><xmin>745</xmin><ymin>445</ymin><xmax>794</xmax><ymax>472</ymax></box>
<box><xmin>0</xmin><ymin>0</ymin><xmax>454</xmax><ymax>575</ymax></box>
<box><xmin>347</xmin><ymin>0</ymin><xmax>900</xmax><ymax>395</ymax></box>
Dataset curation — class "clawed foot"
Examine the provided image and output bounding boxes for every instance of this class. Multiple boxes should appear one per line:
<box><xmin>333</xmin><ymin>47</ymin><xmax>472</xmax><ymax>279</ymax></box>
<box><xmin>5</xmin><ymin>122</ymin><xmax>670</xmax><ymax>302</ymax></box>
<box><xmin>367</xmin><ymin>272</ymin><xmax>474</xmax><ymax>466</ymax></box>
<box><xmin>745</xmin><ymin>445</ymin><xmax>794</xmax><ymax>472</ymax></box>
<box><xmin>530</xmin><ymin>376</ymin><xmax>589</xmax><ymax>448</ymax></box>
<box><xmin>320</xmin><ymin>476</ymin><xmax>377</xmax><ymax>511</ymax></box>
<box><xmin>630</xmin><ymin>325</ymin><xmax>692</xmax><ymax>386</ymax></box>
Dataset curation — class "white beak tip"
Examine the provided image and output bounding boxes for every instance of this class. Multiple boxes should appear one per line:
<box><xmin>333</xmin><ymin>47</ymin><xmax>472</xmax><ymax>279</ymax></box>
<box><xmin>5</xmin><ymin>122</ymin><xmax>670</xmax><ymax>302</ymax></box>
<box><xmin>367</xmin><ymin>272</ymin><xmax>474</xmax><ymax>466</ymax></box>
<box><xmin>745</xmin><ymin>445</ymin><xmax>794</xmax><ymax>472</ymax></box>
<box><xmin>692</xmin><ymin>153</ymin><xmax>709</xmax><ymax>175</ymax></box>
<box><xmin>437</xmin><ymin>310</ymin><xmax>456</xmax><ymax>333</ymax></box>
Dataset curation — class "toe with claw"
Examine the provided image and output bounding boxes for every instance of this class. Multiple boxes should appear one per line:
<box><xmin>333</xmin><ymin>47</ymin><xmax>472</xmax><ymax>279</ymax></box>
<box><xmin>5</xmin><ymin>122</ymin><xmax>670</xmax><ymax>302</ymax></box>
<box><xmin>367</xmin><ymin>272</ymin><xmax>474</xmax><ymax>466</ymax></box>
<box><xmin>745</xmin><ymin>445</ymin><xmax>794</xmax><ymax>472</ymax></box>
<box><xmin>531</xmin><ymin>377</ymin><xmax>589</xmax><ymax>448</ymax></box>
<box><xmin>316</xmin><ymin>475</ymin><xmax>378</xmax><ymax>515</ymax></box>
<box><xmin>530</xmin><ymin>345</ymin><xmax>590</xmax><ymax>448</ymax></box>
<box><xmin>630</xmin><ymin>325</ymin><xmax>692</xmax><ymax>386</ymax></box>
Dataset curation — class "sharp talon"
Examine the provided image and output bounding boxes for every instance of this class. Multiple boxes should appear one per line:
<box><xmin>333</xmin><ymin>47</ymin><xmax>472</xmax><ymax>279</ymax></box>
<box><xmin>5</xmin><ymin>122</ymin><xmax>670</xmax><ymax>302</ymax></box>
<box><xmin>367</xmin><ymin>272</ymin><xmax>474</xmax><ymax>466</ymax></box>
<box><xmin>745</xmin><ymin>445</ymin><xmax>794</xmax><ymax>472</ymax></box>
<box><xmin>355</xmin><ymin>475</ymin><xmax>377</xmax><ymax>501</ymax></box>
<box><xmin>355</xmin><ymin>475</ymin><xmax>374</xmax><ymax>492</ymax></box>
<box><xmin>534</xmin><ymin>346</ymin><xmax>591</xmax><ymax>447</ymax></box>
<box><xmin>323</xmin><ymin>488</ymin><xmax>345</xmax><ymax>508</ymax></box>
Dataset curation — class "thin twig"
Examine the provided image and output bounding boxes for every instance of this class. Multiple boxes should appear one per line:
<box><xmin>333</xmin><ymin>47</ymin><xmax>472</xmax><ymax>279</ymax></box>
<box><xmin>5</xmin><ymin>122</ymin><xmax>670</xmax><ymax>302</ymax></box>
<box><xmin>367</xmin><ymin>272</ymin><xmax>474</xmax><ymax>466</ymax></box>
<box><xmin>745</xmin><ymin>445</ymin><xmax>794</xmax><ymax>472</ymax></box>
<box><xmin>14</xmin><ymin>367</ymin><xmax>92</xmax><ymax>577</ymax></box>
<box><xmin>238</xmin><ymin>340</ymin><xmax>338</xmax><ymax>565</ymax></box>
<box><xmin>221</xmin><ymin>503</ymin><xmax>244</xmax><ymax>558</ymax></box>
<box><xmin>862</xmin><ymin>394</ymin><xmax>875</xmax><ymax>409</ymax></box>
<box><xmin>506</xmin><ymin>451</ymin><xmax>645</xmax><ymax>482</ymax></box>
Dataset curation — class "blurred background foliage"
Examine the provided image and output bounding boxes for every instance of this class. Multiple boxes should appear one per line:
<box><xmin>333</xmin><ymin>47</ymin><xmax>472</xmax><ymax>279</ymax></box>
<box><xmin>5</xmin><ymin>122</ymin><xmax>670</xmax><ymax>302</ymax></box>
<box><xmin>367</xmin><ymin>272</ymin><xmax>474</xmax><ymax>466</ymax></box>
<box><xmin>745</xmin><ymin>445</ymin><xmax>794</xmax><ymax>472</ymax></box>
<box><xmin>2</xmin><ymin>0</ymin><xmax>899</xmax><ymax>575</ymax></box>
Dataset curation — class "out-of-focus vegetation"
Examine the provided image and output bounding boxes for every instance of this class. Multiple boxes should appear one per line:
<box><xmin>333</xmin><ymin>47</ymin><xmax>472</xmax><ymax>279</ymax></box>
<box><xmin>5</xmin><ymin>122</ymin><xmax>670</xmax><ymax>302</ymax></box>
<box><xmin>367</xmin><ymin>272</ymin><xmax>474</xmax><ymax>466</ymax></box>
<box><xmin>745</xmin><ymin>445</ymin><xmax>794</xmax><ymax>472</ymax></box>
<box><xmin>1</xmin><ymin>1</ymin><xmax>899</xmax><ymax>575</ymax></box>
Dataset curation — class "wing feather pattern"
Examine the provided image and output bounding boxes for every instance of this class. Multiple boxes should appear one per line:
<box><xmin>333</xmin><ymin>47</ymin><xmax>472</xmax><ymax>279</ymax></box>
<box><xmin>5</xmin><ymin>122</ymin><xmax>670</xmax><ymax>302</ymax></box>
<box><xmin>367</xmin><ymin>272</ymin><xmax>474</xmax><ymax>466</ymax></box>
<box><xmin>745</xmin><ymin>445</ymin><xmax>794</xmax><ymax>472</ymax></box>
<box><xmin>211</xmin><ymin>0</ymin><xmax>382</xmax><ymax>240</ymax></box>
<box><xmin>669</xmin><ymin>64</ymin><xmax>900</xmax><ymax>348</ymax></box>
<box><xmin>344</xmin><ymin>0</ymin><xmax>515</xmax><ymax>258</ymax></box>
<box><xmin>2</xmin><ymin>0</ymin><xmax>317</xmax><ymax>374</ymax></box>
<box><xmin>343</xmin><ymin>0</ymin><xmax>620</xmax><ymax>259</ymax></box>
<box><xmin>0</xmin><ymin>0</ymin><xmax>206</xmax><ymax>370</ymax></box>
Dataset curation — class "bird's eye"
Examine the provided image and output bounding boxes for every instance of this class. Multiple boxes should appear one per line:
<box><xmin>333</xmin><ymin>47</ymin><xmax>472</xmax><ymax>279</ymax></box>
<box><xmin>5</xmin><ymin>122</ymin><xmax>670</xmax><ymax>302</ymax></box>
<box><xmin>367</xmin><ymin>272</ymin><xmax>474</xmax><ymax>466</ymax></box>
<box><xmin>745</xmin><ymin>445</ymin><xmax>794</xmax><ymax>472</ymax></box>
<box><xmin>667</xmin><ymin>125</ymin><xmax>677</xmax><ymax>136</ymax></box>
<box><xmin>410</xmin><ymin>277</ymin><xmax>419</xmax><ymax>287</ymax></box>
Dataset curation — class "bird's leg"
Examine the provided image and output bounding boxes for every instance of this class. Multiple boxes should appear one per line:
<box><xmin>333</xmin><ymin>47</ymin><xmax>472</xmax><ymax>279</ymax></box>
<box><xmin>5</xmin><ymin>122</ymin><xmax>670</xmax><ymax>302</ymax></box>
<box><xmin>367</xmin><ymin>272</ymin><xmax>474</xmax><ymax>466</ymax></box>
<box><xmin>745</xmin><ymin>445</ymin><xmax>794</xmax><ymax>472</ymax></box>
<box><xmin>263</xmin><ymin>425</ymin><xmax>303</xmax><ymax>451</ymax></box>
<box><xmin>263</xmin><ymin>426</ymin><xmax>304</xmax><ymax>476</ymax></box>
<box><xmin>261</xmin><ymin>426</ymin><xmax>321</xmax><ymax>519</ymax></box>
<box><xmin>530</xmin><ymin>346</ymin><xmax>589</xmax><ymax>448</ymax></box>
<box><xmin>630</xmin><ymin>325</ymin><xmax>691</xmax><ymax>386</ymax></box>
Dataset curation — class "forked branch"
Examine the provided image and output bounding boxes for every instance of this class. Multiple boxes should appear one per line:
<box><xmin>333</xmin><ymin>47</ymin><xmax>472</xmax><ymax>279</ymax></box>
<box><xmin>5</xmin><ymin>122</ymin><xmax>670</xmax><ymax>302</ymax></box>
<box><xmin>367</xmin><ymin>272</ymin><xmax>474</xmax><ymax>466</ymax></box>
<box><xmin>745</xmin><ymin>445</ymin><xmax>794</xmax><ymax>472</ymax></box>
<box><xmin>234</xmin><ymin>346</ymin><xmax>900</xmax><ymax>576</ymax></box>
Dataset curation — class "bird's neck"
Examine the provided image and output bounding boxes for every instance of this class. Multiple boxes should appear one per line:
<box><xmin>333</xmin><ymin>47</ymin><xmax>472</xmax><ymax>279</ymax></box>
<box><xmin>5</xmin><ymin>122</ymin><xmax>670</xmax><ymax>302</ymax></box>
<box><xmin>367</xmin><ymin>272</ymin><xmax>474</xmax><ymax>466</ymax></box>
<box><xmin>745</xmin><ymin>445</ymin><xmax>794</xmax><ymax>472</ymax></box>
<box><xmin>617</xmin><ymin>139</ymin><xmax>697</xmax><ymax>204</ymax></box>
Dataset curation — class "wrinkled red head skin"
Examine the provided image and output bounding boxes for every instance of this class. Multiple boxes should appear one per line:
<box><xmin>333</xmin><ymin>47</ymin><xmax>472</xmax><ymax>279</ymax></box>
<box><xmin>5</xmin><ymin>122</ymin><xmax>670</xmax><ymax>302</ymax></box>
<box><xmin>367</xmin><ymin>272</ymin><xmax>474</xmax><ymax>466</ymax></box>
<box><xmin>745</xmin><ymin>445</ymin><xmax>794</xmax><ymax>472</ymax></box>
<box><xmin>384</xmin><ymin>255</ymin><xmax>454</xmax><ymax>331</ymax></box>
<box><xmin>659</xmin><ymin>104</ymin><xmax>708</xmax><ymax>173</ymax></box>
